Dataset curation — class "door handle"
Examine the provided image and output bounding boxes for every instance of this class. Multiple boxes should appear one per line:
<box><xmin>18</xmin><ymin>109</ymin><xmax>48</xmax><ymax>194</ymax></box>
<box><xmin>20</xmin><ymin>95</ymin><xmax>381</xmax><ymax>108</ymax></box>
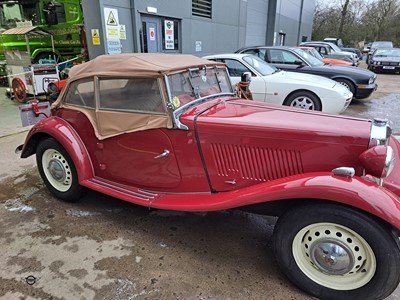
<box><xmin>154</xmin><ymin>149</ymin><xmax>170</xmax><ymax>159</ymax></box>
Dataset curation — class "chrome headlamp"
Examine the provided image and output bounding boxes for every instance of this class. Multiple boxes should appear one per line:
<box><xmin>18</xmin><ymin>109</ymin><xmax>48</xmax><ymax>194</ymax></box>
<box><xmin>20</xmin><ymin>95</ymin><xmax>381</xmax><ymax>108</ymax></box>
<box><xmin>369</xmin><ymin>118</ymin><xmax>392</xmax><ymax>147</ymax></box>
<box><xmin>359</xmin><ymin>145</ymin><xmax>395</xmax><ymax>179</ymax></box>
<box><xmin>360</xmin><ymin>119</ymin><xmax>396</xmax><ymax>183</ymax></box>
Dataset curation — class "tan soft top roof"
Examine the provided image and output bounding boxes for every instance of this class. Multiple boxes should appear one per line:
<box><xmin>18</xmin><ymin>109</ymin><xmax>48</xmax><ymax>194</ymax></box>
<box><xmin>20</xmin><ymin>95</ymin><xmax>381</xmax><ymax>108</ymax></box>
<box><xmin>68</xmin><ymin>53</ymin><xmax>225</xmax><ymax>79</ymax></box>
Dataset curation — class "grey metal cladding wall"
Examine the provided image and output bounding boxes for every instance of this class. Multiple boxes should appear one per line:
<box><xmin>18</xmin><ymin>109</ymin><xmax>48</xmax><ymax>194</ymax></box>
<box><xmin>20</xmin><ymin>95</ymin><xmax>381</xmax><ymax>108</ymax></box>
<box><xmin>245</xmin><ymin>0</ymin><xmax>268</xmax><ymax>46</ymax></box>
<box><xmin>300</xmin><ymin>0</ymin><xmax>315</xmax><ymax>41</ymax></box>
<box><xmin>134</xmin><ymin>0</ymin><xmax>246</xmax><ymax>55</ymax></box>
<box><xmin>275</xmin><ymin>0</ymin><xmax>314</xmax><ymax>46</ymax></box>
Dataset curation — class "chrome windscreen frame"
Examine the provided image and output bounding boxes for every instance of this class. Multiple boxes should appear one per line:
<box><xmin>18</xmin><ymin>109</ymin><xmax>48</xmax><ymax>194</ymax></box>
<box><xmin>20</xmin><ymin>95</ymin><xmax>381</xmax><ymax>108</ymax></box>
<box><xmin>163</xmin><ymin>73</ymin><xmax>235</xmax><ymax>130</ymax></box>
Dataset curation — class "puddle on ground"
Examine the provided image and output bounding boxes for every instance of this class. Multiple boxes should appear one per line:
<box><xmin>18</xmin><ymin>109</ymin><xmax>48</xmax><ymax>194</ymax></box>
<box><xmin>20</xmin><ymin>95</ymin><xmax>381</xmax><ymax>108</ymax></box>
<box><xmin>345</xmin><ymin>93</ymin><xmax>400</xmax><ymax>135</ymax></box>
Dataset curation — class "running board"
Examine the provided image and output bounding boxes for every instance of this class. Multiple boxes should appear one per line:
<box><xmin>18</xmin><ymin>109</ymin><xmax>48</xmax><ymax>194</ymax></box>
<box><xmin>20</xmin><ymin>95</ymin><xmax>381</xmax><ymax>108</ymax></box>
<box><xmin>82</xmin><ymin>177</ymin><xmax>162</xmax><ymax>207</ymax></box>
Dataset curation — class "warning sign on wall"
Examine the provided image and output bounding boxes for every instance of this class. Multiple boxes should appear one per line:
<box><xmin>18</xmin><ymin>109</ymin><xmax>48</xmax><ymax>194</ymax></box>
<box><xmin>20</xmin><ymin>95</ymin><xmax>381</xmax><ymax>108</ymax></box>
<box><xmin>91</xmin><ymin>29</ymin><xmax>100</xmax><ymax>45</ymax></box>
<box><xmin>119</xmin><ymin>25</ymin><xmax>126</xmax><ymax>40</ymax></box>
<box><xmin>104</xmin><ymin>7</ymin><xmax>120</xmax><ymax>39</ymax></box>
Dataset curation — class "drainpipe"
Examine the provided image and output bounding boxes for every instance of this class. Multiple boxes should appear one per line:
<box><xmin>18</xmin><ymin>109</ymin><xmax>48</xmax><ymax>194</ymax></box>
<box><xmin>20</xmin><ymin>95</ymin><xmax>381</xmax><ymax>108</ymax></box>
<box><xmin>297</xmin><ymin>0</ymin><xmax>304</xmax><ymax>45</ymax></box>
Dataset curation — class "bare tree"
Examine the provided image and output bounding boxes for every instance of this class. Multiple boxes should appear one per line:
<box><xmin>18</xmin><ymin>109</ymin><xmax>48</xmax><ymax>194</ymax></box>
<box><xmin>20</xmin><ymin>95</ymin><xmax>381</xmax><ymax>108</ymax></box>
<box><xmin>338</xmin><ymin>0</ymin><xmax>351</xmax><ymax>37</ymax></box>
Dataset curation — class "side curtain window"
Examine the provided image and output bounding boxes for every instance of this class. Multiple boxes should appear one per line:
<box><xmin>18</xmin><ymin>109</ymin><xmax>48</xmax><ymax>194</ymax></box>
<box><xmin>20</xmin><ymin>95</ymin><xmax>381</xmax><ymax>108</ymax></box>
<box><xmin>64</xmin><ymin>78</ymin><xmax>95</xmax><ymax>108</ymax></box>
<box><xmin>98</xmin><ymin>77</ymin><xmax>165</xmax><ymax>113</ymax></box>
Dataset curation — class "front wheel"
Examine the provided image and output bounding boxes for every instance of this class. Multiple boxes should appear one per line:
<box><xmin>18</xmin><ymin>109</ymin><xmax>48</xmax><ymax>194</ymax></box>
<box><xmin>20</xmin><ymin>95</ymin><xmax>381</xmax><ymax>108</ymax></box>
<box><xmin>273</xmin><ymin>203</ymin><xmax>400</xmax><ymax>300</ymax></box>
<box><xmin>36</xmin><ymin>138</ymin><xmax>82</xmax><ymax>202</ymax></box>
<box><xmin>283</xmin><ymin>91</ymin><xmax>322</xmax><ymax>111</ymax></box>
<box><xmin>335</xmin><ymin>78</ymin><xmax>356</xmax><ymax>95</ymax></box>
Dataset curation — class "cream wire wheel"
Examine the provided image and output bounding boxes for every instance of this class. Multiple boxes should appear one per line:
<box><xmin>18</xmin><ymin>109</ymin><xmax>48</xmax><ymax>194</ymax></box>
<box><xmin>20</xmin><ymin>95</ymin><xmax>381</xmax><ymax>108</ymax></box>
<box><xmin>292</xmin><ymin>222</ymin><xmax>376</xmax><ymax>290</ymax></box>
<box><xmin>42</xmin><ymin>148</ymin><xmax>72</xmax><ymax>192</ymax></box>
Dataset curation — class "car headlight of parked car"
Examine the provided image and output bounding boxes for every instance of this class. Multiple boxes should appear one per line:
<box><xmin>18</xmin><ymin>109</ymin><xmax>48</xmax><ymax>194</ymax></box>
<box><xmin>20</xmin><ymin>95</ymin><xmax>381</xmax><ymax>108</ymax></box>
<box><xmin>360</xmin><ymin>119</ymin><xmax>395</xmax><ymax>180</ymax></box>
<box><xmin>373</xmin><ymin>61</ymin><xmax>381</xmax><ymax>65</ymax></box>
<box><xmin>368</xmin><ymin>74</ymin><xmax>377</xmax><ymax>84</ymax></box>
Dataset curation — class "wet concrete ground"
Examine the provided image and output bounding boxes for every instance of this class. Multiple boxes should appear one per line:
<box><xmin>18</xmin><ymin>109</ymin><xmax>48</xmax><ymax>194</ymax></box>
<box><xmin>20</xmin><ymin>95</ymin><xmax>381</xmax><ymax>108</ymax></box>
<box><xmin>1</xmin><ymin>65</ymin><xmax>400</xmax><ymax>299</ymax></box>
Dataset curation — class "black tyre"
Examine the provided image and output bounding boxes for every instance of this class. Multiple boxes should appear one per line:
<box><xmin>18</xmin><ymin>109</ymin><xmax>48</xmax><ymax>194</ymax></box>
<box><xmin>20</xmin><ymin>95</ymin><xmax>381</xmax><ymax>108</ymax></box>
<box><xmin>283</xmin><ymin>91</ymin><xmax>322</xmax><ymax>111</ymax></box>
<box><xmin>36</xmin><ymin>138</ymin><xmax>82</xmax><ymax>202</ymax></box>
<box><xmin>335</xmin><ymin>78</ymin><xmax>356</xmax><ymax>95</ymax></box>
<box><xmin>273</xmin><ymin>203</ymin><xmax>400</xmax><ymax>300</ymax></box>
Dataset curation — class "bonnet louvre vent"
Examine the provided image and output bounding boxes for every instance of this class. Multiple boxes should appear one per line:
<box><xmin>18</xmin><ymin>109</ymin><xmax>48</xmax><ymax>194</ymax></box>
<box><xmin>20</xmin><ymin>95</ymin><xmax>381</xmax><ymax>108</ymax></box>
<box><xmin>211</xmin><ymin>143</ymin><xmax>304</xmax><ymax>181</ymax></box>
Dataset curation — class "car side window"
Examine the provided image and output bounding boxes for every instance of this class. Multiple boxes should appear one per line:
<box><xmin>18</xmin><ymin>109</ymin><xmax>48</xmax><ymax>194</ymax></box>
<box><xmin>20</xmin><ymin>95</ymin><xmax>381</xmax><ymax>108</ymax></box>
<box><xmin>318</xmin><ymin>47</ymin><xmax>327</xmax><ymax>56</ymax></box>
<box><xmin>64</xmin><ymin>78</ymin><xmax>95</xmax><ymax>108</ymax></box>
<box><xmin>98</xmin><ymin>78</ymin><xmax>165</xmax><ymax>114</ymax></box>
<box><xmin>281</xmin><ymin>51</ymin><xmax>299</xmax><ymax>64</ymax></box>
<box><xmin>223</xmin><ymin>59</ymin><xmax>254</xmax><ymax>77</ymax></box>
<box><xmin>269</xmin><ymin>49</ymin><xmax>284</xmax><ymax>63</ymax></box>
<box><xmin>243</xmin><ymin>49</ymin><xmax>267</xmax><ymax>60</ymax></box>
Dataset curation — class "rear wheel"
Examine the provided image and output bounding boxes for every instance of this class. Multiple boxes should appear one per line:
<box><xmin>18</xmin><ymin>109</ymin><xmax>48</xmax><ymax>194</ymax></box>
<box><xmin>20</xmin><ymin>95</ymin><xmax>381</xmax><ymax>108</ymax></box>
<box><xmin>273</xmin><ymin>203</ymin><xmax>400</xmax><ymax>300</ymax></box>
<box><xmin>283</xmin><ymin>91</ymin><xmax>322</xmax><ymax>111</ymax></box>
<box><xmin>36</xmin><ymin>138</ymin><xmax>82</xmax><ymax>202</ymax></box>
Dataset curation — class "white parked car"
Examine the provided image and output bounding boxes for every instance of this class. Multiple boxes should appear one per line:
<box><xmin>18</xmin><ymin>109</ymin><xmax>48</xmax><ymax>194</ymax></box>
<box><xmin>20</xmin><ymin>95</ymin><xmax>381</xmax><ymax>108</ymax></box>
<box><xmin>203</xmin><ymin>54</ymin><xmax>353</xmax><ymax>114</ymax></box>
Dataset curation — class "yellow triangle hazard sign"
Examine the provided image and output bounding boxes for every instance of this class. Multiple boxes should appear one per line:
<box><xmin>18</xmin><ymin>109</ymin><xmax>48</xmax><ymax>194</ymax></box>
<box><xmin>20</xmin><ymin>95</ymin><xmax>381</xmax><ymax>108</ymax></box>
<box><xmin>107</xmin><ymin>11</ymin><xmax>117</xmax><ymax>26</ymax></box>
<box><xmin>93</xmin><ymin>30</ymin><xmax>99</xmax><ymax>38</ymax></box>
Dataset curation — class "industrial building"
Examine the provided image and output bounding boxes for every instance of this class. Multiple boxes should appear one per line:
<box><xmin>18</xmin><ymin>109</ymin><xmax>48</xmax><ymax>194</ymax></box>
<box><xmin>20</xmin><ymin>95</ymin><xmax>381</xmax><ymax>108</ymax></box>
<box><xmin>82</xmin><ymin>0</ymin><xmax>316</xmax><ymax>59</ymax></box>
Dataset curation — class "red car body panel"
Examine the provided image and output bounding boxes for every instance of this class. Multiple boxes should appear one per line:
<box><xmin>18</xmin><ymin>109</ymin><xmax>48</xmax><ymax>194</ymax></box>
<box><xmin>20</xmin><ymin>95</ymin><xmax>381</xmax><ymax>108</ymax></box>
<box><xmin>21</xmin><ymin>116</ymin><xmax>94</xmax><ymax>182</ymax></box>
<box><xmin>20</xmin><ymin>98</ymin><xmax>400</xmax><ymax>230</ymax></box>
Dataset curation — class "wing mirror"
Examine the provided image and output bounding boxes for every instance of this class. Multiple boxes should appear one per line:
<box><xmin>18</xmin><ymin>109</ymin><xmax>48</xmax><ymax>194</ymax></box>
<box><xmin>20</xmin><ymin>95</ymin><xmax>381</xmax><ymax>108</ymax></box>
<box><xmin>294</xmin><ymin>60</ymin><xmax>304</xmax><ymax>66</ymax></box>
<box><xmin>241</xmin><ymin>72</ymin><xmax>252</xmax><ymax>83</ymax></box>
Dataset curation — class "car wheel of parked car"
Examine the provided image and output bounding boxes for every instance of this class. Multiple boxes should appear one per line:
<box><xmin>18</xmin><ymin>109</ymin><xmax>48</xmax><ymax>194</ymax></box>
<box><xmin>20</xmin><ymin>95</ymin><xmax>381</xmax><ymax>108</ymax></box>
<box><xmin>36</xmin><ymin>138</ymin><xmax>82</xmax><ymax>202</ymax></box>
<box><xmin>273</xmin><ymin>203</ymin><xmax>400</xmax><ymax>300</ymax></box>
<box><xmin>335</xmin><ymin>78</ymin><xmax>356</xmax><ymax>95</ymax></box>
<box><xmin>283</xmin><ymin>91</ymin><xmax>322</xmax><ymax>111</ymax></box>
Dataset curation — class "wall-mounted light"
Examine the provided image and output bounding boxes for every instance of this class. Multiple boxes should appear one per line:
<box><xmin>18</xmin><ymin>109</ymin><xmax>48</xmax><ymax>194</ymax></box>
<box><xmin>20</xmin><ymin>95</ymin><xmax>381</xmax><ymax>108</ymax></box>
<box><xmin>147</xmin><ymin>6</ymin><xmax>157</xmax><ymax>14</ymax></box>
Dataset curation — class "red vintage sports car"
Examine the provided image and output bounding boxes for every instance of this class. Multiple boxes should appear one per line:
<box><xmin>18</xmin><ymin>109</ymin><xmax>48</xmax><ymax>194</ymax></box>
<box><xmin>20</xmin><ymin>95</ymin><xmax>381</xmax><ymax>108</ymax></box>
<box><xmin>17</xmin><ymin>53</ymin><xmax>400</xmax><ymax>300</ymax></box>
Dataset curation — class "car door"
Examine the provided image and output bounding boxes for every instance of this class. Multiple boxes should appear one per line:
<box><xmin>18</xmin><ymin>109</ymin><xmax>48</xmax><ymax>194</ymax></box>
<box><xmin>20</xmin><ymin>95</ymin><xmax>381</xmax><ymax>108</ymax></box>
<box><xmin>220</xmin><ymin>58</ymin><xmax>267</xmax><ymax>102</ymax></box>
<box><xmin>266</xmin><ymin>49</ymin><xmax>304</xmax><ymax>71</ymax></box>
<box><xmin>95</xmin><ymin>77</ymin><xmax>182</xmax><ymax>188</ymax></box>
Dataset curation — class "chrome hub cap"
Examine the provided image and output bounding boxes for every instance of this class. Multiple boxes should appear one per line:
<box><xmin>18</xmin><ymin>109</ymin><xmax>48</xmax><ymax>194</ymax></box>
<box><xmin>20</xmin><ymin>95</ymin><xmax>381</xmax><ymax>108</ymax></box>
<box><xmin>292</xmin><ymin>223</ymin><xmax>376</xmax><ymax>290</ymax></box>
<box><xmin>311</xmin><ymin>240</ymin><xmax>353</xmax><ymax>275</ymax></box>
<box><xmin>42</xmin><ymin>149</ymin><xmax>72</xmax><ymax>192</ymax></box>
<box><xmin>48</xmin><ymin>159</ymin><xmax>66</xmax><ymax>182</ymax></box>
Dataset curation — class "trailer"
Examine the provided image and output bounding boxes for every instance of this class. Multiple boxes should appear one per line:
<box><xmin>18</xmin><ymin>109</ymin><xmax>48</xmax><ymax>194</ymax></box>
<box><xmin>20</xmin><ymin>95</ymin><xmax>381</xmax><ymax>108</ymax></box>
<box><xmin>3</xmin><ymin>26</ymin><xmax>60</xmax><ymax>103</ymax></box>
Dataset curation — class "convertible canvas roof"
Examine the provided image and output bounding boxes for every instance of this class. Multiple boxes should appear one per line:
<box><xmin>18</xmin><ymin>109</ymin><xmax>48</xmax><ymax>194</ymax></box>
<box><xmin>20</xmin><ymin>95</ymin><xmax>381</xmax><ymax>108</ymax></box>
<box><xmin>68</xmin><ymin>53</ymin><xmax>225</xmax><ymax>79</ymax></box>
<box><xmin>54</xmin><ymin>53</ymin><xmax>227</xmax><ymax>140</ymax></box>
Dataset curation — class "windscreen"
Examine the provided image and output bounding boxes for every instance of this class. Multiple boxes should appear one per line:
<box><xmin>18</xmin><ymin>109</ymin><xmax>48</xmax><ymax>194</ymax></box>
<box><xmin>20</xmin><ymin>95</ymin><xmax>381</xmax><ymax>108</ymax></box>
<box><xmin>0</xmin><ymin>2</ymin><xmax>39</xmax><ymax>30</ymax></box>
<box><xmin>167</xmin><ymin>67</ymin><xmax>233</xmax><ymax>110</ymax></box>
<box><xmin>292</xmin><ymin>48</ymin><xmax>324</xmax><ymax>67</ymax></box>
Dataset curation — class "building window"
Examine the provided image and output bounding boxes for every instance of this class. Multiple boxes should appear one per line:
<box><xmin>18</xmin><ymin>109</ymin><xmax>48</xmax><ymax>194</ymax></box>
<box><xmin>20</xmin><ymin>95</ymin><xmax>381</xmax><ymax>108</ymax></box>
<box><xmin>278</xmin><ymin>32</ymin><xmax>286</xmax><ymax>46</ymax></box>
<box><xmin>192</xmin><ymin>0</ymin><xmax>212</xmax><ymax>18</ymax></box>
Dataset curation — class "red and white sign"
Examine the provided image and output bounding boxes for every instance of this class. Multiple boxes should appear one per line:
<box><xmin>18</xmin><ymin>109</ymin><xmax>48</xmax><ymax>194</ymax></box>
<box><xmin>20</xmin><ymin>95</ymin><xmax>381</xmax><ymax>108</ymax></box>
<box><xmin>164</xmin><ymin>20</ymin><xmax>174</xmax><ymax>49</ymax></box>
<box><xmin>149</xmin><ymin>27</ymin><xmax>155</xmax><ymax>41</ymax></box>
